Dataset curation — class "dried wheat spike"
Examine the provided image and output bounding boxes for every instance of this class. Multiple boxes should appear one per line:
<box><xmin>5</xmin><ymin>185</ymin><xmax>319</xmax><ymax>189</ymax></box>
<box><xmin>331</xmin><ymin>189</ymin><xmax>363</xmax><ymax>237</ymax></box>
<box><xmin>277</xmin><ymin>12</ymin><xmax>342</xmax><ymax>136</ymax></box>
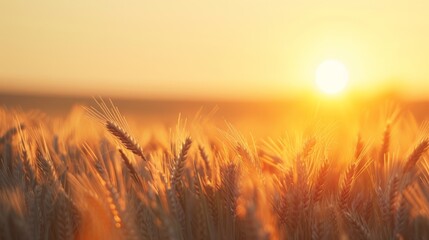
<box><xmin>389</xmin><ymin>176</ymin><xmax>400</xmax><ymax>217</ymax></box>
<box><xmin>344</xmin><ymin>211</ymin><xmax>371</xmax><ymax>240</ymax></box>
<box><xmin>0</xmin><ymin>123</ymin><xmax>25</xmax><ymax>144</ymax></box>
<box><xmin>106</xmin><ymin>120</ymin><xmax>147</xmax><ymax>161</ymax></box>
<box><xmin>313</xmin><ymin>161</ymin><xmax>329</xmax><ymax>203</ymax></box>
<box><xmin>379</xmin><ymin>123</ymin><xmax>391</xmax><ymax>166</ymax></box>
<box><xmin>198</xmin><ymin>145</ymin><xmax>211</xmax><ymax>172</ymax></box>
<box><xmin>394</xmin><ymin>197</ymin><xmax>408</xmax><ymax>237</ymax></box>
<box><xmin>221</xmin><ymin>162</ymin><xmax>239</xmax><ymax>217</ymax></box>
<box><xmin>119</xmin><ymin>149</ymin><xmax>142</xmax><ymax>187</ymax></box>
<box><xmin>167</xmin><ymin>187</ymin><xmax>186</xmax><ymax>231</ymax></box>
<box><xmin>355</xmin><ymin>135</ymin><xmax>364</xmax><ymax>159</ymax></box>
<box><xmin>171</xmin><ymin>137</ymin><xmax>192</xmax><ymax>188</ymax></box>
<box><xmin>339</xmin><ymin>164</ymin><xmax>355</xmax><ymax>211</ymax></box>
<box><xmin>36</xmin><ymin>148</ymin><xmax>58</xmax><ymax>182</ymax></box>
<box><xmin>404</xmin><ymin>139</ymin><xmax>429</xmax><ymax>172</ymax></box>
<box><xmin>301</xmin><ymin>137</ymin><xmax>316</xmax><ymax>159</ymax></box>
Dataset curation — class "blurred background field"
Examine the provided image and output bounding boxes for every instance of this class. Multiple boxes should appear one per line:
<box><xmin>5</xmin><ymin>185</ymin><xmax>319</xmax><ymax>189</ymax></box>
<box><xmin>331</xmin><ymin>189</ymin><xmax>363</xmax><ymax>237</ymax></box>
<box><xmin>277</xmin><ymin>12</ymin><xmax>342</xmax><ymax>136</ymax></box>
<box><xmin>1</xmin><ymin>92</ymin><xmax>427</xmax><ymax>121</ymax></box>
<box><xmin>1</xmin><ymin>91</ymin><xmax>429</xmax><ymax>137</ymax></box>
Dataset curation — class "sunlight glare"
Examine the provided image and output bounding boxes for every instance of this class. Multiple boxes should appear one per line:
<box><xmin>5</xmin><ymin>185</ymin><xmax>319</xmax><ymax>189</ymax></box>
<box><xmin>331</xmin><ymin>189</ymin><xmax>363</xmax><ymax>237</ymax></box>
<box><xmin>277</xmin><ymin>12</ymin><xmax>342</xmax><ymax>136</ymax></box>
<box><xmin>315</xmin><ymin>60</ymin><xmax>349</xmax><ymax>95</ymax></box>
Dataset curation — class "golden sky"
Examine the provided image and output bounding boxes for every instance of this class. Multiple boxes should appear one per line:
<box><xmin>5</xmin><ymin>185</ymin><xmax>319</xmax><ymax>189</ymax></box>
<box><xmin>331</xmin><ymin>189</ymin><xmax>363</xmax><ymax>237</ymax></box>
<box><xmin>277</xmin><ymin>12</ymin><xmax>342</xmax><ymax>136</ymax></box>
<box><xmin>1</xmin><ymin>0</ymin><xmax>429</xmax><ymax>100</ymax></box>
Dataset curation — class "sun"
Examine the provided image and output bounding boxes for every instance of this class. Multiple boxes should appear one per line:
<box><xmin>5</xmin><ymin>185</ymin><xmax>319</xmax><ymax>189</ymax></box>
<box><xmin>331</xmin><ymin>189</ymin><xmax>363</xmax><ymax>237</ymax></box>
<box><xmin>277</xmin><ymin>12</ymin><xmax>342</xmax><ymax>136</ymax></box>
<box><xmin>315</xmin><ymin>59</ymin><xmax>349</xmax><ymax>95</ymax></box>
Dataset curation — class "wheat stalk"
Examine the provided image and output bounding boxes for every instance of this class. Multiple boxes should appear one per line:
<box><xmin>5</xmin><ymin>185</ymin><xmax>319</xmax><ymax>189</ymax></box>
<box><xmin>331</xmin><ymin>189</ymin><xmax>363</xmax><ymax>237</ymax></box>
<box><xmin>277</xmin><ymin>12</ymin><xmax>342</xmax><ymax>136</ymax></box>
<box><xmin>171</xmin><ymin>137</ymin><xmax>192</xmax><ymax>188</ymax></box>
<box><xmin>107</xmin><ymin>121</ymin><xmax>148</xmax><ymax>161</ymax></box>
<box><xmin>118</xmin><ymin>149</ymin><xmax>143</xmax><ymax>187</ymax></box>
<box><xmin>221</xmin><ymin>162</ymin><xmax>239</xmax><ymax>218</ymax></box>
<box><xmin>343</xmin><ymin>211</ymin><xmax>371</xmax><ymax>240</ymax></box>
<box><xmin>379</xmin><ymin>123</ymin><xmax>391</xmax><ymax>166</ymax></box>
<box><xmin>0</xmin><ymin>123</ymin><xmax>25</xmax><ymax>144</ymax></box>
<box><xmin>313</xmin><ymin>161</ymin><xmax>329</xmax><ymax>203</ymax></box>
<box><xmin>404</xmin><ymin>139</ymin><xmax>429</xmax><ymax>173</ymax></box>
<box><xmin>339</xmin><ymin>164</ymin><xmax>355</xmax><ymax>211</ymax></box>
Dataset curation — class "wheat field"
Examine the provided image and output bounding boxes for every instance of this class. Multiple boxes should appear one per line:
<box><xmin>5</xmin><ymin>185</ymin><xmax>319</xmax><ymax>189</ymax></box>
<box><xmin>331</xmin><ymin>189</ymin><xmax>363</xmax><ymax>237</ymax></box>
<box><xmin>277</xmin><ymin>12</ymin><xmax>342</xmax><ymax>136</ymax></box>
<box><xmin>1</xmin><ymin>99</ymin><xmax>429</xmax><ymax>240</ymax></box>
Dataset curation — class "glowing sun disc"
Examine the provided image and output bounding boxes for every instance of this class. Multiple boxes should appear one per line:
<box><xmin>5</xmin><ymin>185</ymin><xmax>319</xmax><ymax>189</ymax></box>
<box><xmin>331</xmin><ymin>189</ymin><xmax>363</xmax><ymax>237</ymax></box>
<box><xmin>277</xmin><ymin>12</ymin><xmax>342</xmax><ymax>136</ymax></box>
<box><xmin>315</xmin><ymin>60</ymin><xmax>349</xmax><ymax>94</ymax></box>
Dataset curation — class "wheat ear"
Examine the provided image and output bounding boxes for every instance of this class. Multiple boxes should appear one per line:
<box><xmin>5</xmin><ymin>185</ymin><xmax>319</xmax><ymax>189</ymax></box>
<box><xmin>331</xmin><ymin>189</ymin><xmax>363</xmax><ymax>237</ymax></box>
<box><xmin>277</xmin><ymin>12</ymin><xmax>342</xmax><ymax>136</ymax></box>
<box><xmin>339</xmin><ymin>164</ymin><xmax>355</xmax><ymax>211</ymax></box>
<box><xmin>106</xmin><ymin>120</ymin><xmax>147</xmax><ymax>161</ymax></box>
<box><xmin>313</xmin><ymin>161</ymin><xmax>329</xmax><ymax>203</ymax></box>
<box><xmin>118</xmin><ymin>149</ymin><xmax>143</xmax><ymax>187</ymax></box>
<box><xmin>404</xmin><ymin>139</ymin><xmax>429</xmax><ymax>172</ymax></box>
<box><xmin>171</xmin><ymin>137</ymin><xmax>192</xmax><ymax>188</ymax></box>
<box><xmin>379</xmin><ymin>123</ymin><xmax>391</xmax><ymax>166</ymax></box>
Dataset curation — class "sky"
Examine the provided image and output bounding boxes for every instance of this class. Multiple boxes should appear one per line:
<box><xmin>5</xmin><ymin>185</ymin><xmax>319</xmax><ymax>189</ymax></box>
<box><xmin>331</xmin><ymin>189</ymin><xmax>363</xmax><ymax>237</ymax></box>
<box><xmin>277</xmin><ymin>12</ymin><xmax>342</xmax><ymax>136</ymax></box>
<box><xmin>0</xmin><ymin>0</ymin><xmax>429</xmax><ymax>100</ymax></box>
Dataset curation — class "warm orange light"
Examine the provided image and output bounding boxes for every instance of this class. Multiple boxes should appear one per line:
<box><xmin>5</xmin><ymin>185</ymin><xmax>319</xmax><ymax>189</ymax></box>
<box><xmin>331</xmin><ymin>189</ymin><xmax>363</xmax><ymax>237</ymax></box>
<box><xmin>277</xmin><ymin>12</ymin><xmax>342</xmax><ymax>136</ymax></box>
<box><xmin>315</xmin><ymin>60</ymin><xmax>349</xmax><ymax>95</ymax></box>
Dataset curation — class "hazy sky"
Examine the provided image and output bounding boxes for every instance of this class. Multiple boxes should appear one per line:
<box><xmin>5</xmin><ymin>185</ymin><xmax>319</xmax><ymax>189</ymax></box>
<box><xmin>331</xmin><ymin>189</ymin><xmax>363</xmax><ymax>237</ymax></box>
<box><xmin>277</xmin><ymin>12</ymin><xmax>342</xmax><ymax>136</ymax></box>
<box><xmin>1</xmin><ymin>0</ymin><xmax>429</xmax><ymax>100</ymax></box>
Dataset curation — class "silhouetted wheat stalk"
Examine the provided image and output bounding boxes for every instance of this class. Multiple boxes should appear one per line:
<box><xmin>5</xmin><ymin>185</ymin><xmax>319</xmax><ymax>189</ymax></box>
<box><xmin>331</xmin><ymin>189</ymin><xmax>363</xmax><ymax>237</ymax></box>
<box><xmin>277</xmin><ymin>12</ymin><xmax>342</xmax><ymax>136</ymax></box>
<box><xmin>87</xmin><ymin>98</ymin><xmax>148</xmax><ymax>161</ymax></box>
<box><xmin>107</xmin><ymin>121</ymin><xmax>147</xmax><ymax>161</ymax></box>
<box><xmin>171</xmin><ymin>137</ymin><xmax>192</xmax><ymax>189</ymax></box>
<box><xmin>339</xmin><ymin>163</ymin><xmax>356</xmax><ymax>211</ymax></box>
<box><xmin>118</xmin><ymin>148</ymin><xmax>143</xmax><ymax>187</ymax></box>
<box><xmin>404</xmin><ymin>139</ymin><xmax>429</xmax><ymax>173</ymax></box>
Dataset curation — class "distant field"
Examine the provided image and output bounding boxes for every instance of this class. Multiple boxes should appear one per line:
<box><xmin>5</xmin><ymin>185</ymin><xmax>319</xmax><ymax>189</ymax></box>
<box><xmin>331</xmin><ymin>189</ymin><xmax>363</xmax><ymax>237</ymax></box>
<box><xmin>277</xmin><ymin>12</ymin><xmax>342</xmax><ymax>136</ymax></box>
<box><xmin>2</xmin><ymin>92</ymin><xmax>429</xmax><ymax>136</ymax></box>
